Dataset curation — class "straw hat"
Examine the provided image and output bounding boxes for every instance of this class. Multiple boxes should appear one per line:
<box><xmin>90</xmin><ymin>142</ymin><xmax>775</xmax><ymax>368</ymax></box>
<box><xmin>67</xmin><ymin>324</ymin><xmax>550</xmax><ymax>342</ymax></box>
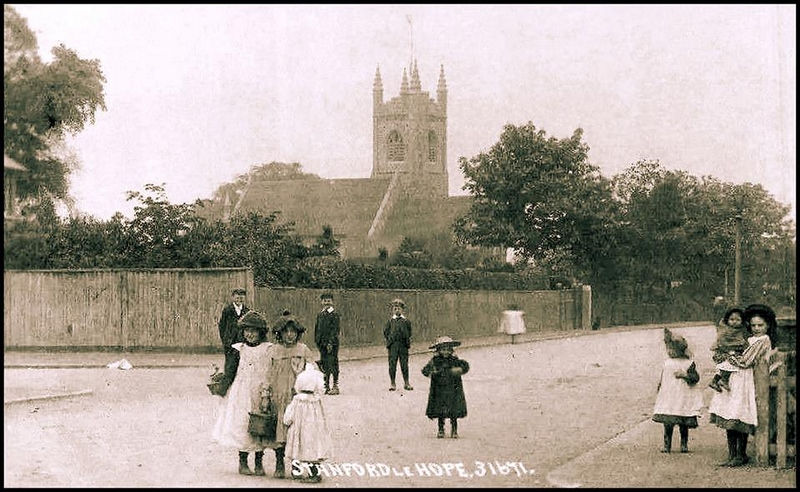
<box><xmin>429</xmin><ymin>335</ymin><xmax>461</xmax><ymax>350</ymax></box>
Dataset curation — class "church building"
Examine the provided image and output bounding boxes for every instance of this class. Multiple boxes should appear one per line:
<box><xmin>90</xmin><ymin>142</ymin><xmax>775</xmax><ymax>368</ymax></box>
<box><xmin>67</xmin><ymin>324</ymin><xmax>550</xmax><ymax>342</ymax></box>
<box><xmin>209</xmin><ymin>60</ymin><xmax>473</xmax><ymax>259</ymax></box>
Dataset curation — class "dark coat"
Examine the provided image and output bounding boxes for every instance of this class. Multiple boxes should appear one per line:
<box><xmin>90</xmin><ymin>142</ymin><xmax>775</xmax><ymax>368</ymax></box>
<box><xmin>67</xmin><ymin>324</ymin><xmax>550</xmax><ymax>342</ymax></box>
<box><xmin>384</xmin><ymin>316</ymin><xmax>412</xmax><ymax>348</ymax></box>
<box><xmin>421</xmin><ymin>354</ymin><xmax>469</xmax><ymax>419</ymax></box>
<box><xmin>315</xmin><ymin>309</ymin><xmax>341</xmax><ymax>349</ymax></box>
<box><xmin>218</xmin><ymin>303</ymin><xmax>250</xmax><ymax>350</ymax></box>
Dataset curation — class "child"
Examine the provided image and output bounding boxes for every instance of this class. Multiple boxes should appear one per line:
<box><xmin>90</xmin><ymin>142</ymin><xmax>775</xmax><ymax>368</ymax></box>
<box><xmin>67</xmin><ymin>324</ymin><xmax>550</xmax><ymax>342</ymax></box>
<box><xmin>284</xmin><ymin>362</ymin><xmax>332</xmax><ymax>483</ymax></box>
<box><xmin>499</xmin><ymin>304</ymin><xmax>526</xmax><ymax>344</ymax></box>
<box><xmin>314</xmin><ymin>293</ymin><xmax>341</xmax><ymax>395</ymax></box>
<box><xmin>708</xmin><ymin>307</ymin><xmax>748</xmax><ymax>392</ymax></box>
<box><xmin>652</xmin><ymin>328</ymin><xmax>703</xmax><ymax>453</ymax></box>
<box><xmin>212</xmin><ymin>311</ymin><xmax>272</xmax><ymax>475</ymax></box>
<box><xmin>421</xmin><ymin>336</ymin><xmax>470</xmax><ymax>438</ymax></box>
<box><xmin>217</xmin><ymin>288</ymin><xmax>250</xmax><ymax>394</ymax></box>
<box><xmin>384</xmin><ymin>298</ymin><xmax>413</xmax><ymax>391</ymax></box>
<box><xmin>262</xmin><ymin>314</ymin><xmax>316</xmax><ymax>478</ymax></box>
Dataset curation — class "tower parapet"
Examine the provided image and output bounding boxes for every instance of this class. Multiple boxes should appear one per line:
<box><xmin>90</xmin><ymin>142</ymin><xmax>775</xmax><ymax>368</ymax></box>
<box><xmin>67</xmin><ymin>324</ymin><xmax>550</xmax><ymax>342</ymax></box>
<box><xmin>371</xmin><ymin>60</ymin><xmax>448</xmax><ymax>198</ymax></box>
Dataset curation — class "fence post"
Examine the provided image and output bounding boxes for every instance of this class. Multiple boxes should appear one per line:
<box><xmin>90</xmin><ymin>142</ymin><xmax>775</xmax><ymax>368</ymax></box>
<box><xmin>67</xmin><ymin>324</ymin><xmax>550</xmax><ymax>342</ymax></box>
<box><xmin>581</xmin><ymin>285</ymin><xmax>592</xmax><ymax>330</ymax></box>
<box><xmin>754</xmin><ymin>358</ymin><xmax>770</xmax><ymax>465</ymax></box>
<box><xmin>775</xmin><ymin>352</ymin><xmax>787</xmax><ymax>468</ymax></box>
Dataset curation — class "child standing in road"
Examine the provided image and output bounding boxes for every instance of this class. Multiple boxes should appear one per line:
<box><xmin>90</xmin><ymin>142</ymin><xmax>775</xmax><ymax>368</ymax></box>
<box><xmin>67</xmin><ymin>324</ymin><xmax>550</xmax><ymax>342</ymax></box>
<box><xmin>384</xmin><ymin>298</ymin><xmax>414</xmax><ymax>391</ymax></box>
<box><xmin>212</xmin><ymin>311</ymin><xmax>272</xmax><ymax>475</ymax></box>
<box><xmin>708</xmin><ymin>307</ymin><xmax>748</xmax><ymax>392</ymax></box>
<box><xmin>421</xmin><ymin>336</ymin><xmax>470</xmax><ymax>438</ymax></box>
<box><xmin>652</xmin><ymin>328</ymin><xmax>703</xmax><ymax>453</ymax></box>
<box><xmin>284</xmin><ymin>362</ymin><xmax>332</xmax><ymax>483</ymax></box>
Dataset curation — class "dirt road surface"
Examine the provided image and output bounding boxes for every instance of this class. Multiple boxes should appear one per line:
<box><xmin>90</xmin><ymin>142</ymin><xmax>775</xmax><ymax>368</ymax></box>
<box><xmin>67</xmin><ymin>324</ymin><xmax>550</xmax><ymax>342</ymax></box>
<box><xmin>3</xmin><ymin>325</ymin><xmax>794</xmax><ymax>487</ymax></box>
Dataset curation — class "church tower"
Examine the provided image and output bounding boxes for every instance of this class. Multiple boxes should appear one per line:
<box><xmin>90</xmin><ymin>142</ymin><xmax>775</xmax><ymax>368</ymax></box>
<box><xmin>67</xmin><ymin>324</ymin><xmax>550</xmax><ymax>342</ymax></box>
<box><xmin>371</xmin><ymin>60</ymin><xmax>448</xmax><ymax>198</ymax></box>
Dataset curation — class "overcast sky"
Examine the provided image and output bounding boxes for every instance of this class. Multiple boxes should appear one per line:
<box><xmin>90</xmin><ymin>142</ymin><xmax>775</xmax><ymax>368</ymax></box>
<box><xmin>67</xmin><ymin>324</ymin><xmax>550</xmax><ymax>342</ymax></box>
<box><xmin>10</xmin><ymin>4</ymin><xmax>797</xmax><ymax>221</ymax></box>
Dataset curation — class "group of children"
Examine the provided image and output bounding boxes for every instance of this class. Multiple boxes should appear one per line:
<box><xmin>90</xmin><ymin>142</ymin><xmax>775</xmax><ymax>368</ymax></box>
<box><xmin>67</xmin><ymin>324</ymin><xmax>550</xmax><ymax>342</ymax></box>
<box><xmin>212</xmin><ymin>292</ymin><xmax>470</xmax><ymax>482</ymax></box>
<box><xmin>651</xmin><ymin>304</ymin><xmax>774</xmax><ymax>463</ymax></box>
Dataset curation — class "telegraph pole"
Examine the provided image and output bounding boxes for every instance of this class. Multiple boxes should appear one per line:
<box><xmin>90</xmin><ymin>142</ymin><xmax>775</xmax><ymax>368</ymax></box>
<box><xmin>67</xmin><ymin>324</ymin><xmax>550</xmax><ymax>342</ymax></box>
<box><xmin>734</xmin><ymin>213</ymin><xmax>742</xmax><ymax>305</ymax></box>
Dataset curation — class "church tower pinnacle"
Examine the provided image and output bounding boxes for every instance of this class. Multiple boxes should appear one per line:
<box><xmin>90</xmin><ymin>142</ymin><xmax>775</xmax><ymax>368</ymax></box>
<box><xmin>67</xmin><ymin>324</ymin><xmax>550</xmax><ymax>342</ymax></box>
<box><xmin>400</xmin><ymin>67</ymin><xmax>409</xmax><ymax>94</ymax></box>
<box><xmin>410</xmin><ymin>59</ymin><xmax>422</xmax><ymax>92</ymax></box>
<box><xmin>373</xmin><ymin>65</ymin><xmax>383</xmax><ymax>108</ymax></box>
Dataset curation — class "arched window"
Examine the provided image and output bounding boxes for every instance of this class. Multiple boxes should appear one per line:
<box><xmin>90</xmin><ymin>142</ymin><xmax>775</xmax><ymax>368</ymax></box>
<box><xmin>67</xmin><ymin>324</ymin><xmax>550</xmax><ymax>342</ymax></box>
<box><xmin>428</xmin><ymin>131</ymin><xmax>437</xmax><ymax>162</ymax></box>
<box><xmin>388</xmin><ymin>131</ymin><xmax>405</xmax><ymax>161</ymax></box>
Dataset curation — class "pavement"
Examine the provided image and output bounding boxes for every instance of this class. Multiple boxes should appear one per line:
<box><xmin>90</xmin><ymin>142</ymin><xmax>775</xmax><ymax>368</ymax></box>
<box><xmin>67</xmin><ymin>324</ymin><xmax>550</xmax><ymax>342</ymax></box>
<box><xmin>5</xmin><ymin>320</ymin><xmax>796</xmax><ymax>487</ymax></box>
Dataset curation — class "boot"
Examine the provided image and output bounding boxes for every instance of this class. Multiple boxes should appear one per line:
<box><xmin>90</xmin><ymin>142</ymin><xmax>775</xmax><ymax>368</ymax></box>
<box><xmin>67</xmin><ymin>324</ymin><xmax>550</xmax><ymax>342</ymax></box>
<box><xmin>329</xmin><ymin>379</ymin><xmax>340</xmax><ymax>395</ymax></box>
<box><xmin>718</xmin><ymin>430</ymin><xmax>737</xmax><ymax>466</ymax></box>
<box><xmin>389</xmin><ymin>380</ymin><xmax>397</xmax><ymax>391</ymax></box>
<box><xmin>737</xmin><ymin>433</ymin><xmax>749</xmax><ymax>465</ymax></box>
<box><xmin>403</xmin><ymin>381</ymin><xmax>414</xmax><ymax>391</ymax></box>
<box><xmin>437</xmin><ymin>418</ymin><xmax>445</xmax><ymax>438</ymax></box>
<box><xmin>253</xmin><ymin>451</ymin><xmax>265</xmax><ymax>476</ymax></box>
<box><xmin>239</xmin><ymin>451</ymin><xmax>253</xmax><ymax>475</ymax></box>
<box><xmin>300</xmin><ymin>463</ymin><xmax>323</xmax><ymax>483</ymax></box>
<box><xmin>661</xmin><ymin>425</ymin><xmax>673</xmax><ymax>453</ymax></box>
<box><xmin>450</xmin><ymin>418</ymin><xmax>459</xmax><ymax>439</ymax></box>
<box><xmin>679</xmin><ymin>425</ymin><xmax>689</xmax><ymax>453</ymax></box>
<box><xmin>273</xmin><ymin>447</ymin><xmax>286</xmax><ymax>478</ymax></box>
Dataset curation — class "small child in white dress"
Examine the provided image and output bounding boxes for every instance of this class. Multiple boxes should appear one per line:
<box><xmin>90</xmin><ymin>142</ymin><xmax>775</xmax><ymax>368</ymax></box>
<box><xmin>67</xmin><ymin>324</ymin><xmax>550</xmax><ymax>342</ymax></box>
<box><xmin>652</xmin><ymin>328</ymin><xmax>703</xmax><ymax>453</ymax></box>
<box><xmin>284</xmin><ymin>362</ymin><xmax>332</xmax><ymax>483</ymax></box>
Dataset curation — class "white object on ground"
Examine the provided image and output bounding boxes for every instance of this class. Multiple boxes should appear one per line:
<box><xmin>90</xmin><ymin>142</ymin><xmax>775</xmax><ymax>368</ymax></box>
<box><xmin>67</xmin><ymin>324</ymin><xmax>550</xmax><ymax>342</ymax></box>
<box><xmin>107</xmin><ymin>358</ymin><xmax>133</xmax><ymax>370</ymax></box>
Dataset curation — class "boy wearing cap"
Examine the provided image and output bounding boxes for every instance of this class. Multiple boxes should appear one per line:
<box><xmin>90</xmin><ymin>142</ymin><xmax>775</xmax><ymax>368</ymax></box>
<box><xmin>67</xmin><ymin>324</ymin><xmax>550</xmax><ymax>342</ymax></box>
<box><xmin>422</xmin><ymin>336</ymin><xmax>470</xmax><ymax>438</ymax></box>
<box><xmin>384</xmin><ymin>298</ymin><xmax>413</xmax><ymax>391</ymax></box>
<box><xmin>314</xmin><ymin>293</ymin><xmax>341</xmax><ymax>395</ymax></box>
<box><xmin>218</xmin><ymin>288</ymin><xmax>250</xmax><ymax>394</ymax></box>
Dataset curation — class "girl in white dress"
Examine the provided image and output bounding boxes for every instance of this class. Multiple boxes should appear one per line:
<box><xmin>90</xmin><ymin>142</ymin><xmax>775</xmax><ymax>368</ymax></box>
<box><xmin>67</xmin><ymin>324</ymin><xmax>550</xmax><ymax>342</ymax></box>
<box><xmin>212</xmin><ymin>311</ymin><xmax>272</xmax><ymax>476</ymax></box>
<box><xmin>652</xmin><ymin>328</ymin><xmax>703</xmax><ymax>453</ymax></box>
<box><xmin>284</xmin><ymin>361</ymin><xmax>332</xmax><ymax>483</ymax></box>
<box><xmin>708</xmin><ymin>304</ymin><xmax>775</xmax><ymax>467</ymax></box>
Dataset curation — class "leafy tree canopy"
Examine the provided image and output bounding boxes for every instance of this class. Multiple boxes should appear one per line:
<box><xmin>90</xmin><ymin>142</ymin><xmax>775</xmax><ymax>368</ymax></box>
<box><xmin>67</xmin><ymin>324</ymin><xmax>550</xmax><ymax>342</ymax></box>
<box><xmin>4</xmin><ymin>5</ymin><xmax>106</xmax><ymax>205</ymax></box>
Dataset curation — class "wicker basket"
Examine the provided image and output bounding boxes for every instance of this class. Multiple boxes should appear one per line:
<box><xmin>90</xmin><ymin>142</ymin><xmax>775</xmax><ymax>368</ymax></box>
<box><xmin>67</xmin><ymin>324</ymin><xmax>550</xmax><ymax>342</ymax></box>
<box><xmin>207</xmin><ymin>372</ymin><xmax>227</xmax><ymax>396</ymax></box>
<box><xmin>248</xmin><ymin>411</ymin><xmax>277</xmax><ymax>440</ymax></box>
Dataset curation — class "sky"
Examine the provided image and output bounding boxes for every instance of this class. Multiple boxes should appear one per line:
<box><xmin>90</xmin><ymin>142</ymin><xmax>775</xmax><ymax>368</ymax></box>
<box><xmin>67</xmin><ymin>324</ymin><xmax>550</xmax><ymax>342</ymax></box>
<box><xmin>9</xmin><ymin>4</ymin><xmax>797</xmax><ymax>222</ymax></box>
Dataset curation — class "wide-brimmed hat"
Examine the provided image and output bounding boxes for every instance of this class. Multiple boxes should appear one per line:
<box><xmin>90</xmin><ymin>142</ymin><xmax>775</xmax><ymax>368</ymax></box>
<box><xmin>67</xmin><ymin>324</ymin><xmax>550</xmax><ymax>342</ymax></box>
<box><xmin>743</xmin><ymin>304</ymin><xmax>777</xmax><ymax>328</ymax></box>
<box><xmin>390</xmin><ymin>298</ymin><xmax>405</xmax><ymax>308</ymax></box>
<box><xmin>429</xmin><ymin>335</ymin><xmax>461</xmax><ymax>350</ymax></box>
<box><xmin>231</xmin><ymin>288</ymin><xmax>246</xmax><ymax>295</ymax></box>
<box><xmin>238</xmin><ymin>311</ymin><xmax>266</xmax><ymax>329</ymax></box>
<box><xmin>272</xmin><ymin>315</ymin><xmax>306</xmax><ymax>335</ymax></box>
<box><xmin>320</xmin><ymin>293</ymin><xmax>334</xmax><ymax>300</ymax></box>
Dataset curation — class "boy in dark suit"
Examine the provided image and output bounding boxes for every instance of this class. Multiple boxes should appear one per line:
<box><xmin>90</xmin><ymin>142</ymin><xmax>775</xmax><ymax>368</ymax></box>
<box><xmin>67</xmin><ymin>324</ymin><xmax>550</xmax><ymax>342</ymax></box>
<box><xmin>384</xmin><ymin>298</ymin><xmax>413</xmax><ymax>392</ymax></box>
<box><xmin>217</xmin><ymin>288</ymin><xmax>250</xmax><ymax>394</ymax></box>
<box><xmin>314</xmin><ymin>293</ymin><xmax>341</xmax><ymax>395</ymax></box>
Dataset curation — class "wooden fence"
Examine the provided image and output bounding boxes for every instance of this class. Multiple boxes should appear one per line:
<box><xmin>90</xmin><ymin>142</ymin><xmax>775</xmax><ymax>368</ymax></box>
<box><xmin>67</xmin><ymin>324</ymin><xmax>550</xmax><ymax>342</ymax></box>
<box><xmin>255</xmin><ymin>285</ymin><xmax>591</xmax><ymax>347</ymax></box>
<box><xmin>755</xmin><ymin>350</ymin><xmax>796</xmax><ymax>468</ymax></box>
<box><xmin>3</xmin><ymin>268</ymin><xmax>254</xmax><ymax>350</ymax></box>
<box><xmin>3</xmin><ymin>269</ymin><xmax>590</xmax><ymax>350</ymax></box>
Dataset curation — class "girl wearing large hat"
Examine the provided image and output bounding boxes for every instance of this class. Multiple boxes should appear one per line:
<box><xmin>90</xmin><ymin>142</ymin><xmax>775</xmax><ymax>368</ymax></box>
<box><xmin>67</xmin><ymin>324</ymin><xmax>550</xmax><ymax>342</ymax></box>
<box><xmin>708</xmin><ymin>303</ymin><xmax>776</xmax><ymax>466</ymax></box>
<box><xmin>212</xmin><ymin>311</ymin><xmax>273</xmax><ymax>476</ymax></box>
<box><xmin>261</xmin><ymin>313</ymin><xmax>316</xmax><ymax>478</ymax></box>
<box><xmin>421</xmin><ymin>336</ymin><xmax>470</xmax><ymax>438</ymax></box>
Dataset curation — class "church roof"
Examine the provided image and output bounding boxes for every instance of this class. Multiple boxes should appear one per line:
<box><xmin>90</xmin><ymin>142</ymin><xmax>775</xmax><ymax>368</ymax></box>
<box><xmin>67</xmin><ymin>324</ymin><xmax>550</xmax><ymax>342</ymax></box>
<box><xmin>237</xmin><ymin>177</ymin><xmax>391</xmax><ymax>240</ymax></box>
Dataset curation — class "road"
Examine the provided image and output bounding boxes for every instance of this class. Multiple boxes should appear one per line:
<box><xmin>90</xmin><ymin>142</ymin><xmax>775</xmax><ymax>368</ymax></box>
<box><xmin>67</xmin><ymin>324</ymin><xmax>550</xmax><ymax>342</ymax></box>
<box><xmin>4</xmin><ymin>326</ymin><xmax>717</xmax><ymax>487</ymax></box>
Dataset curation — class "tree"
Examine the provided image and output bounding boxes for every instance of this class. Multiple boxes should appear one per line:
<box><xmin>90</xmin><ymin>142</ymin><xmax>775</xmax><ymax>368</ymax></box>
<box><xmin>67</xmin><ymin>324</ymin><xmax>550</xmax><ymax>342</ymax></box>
<box><xmin>4</xmin><ymin>5</ymin><xmax>106</xmax><ymax>210</ymax></box>
<box><xmin>454</xmin><ymin>122</ymin><xmax>618</xmax><ymax>283</ymax></box>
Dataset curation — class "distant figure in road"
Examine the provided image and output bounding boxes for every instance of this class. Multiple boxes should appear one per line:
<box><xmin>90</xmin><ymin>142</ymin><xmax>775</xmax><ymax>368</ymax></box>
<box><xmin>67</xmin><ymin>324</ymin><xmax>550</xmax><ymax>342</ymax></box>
<box><xmin>384</xmin><ymin>298</ymin><xmax>413</xmax><ymax>391</ymax></box>
<box><xmin>218</xmin><ymin>288</ymin><xmax>250</xmax><ymax>395</ymax></box>
<box><xmin>314</xmin><ymin>293</ymin><xmax>341</xmax><ymax>395</ymax></box>
<box><xmin>262</xmin><ymin>315</ymin><xmax>316</xmax><ymax>478</ymax></box>
<box><xmin>284</xmin><ymin>361</ymin><xmax>332</xmax><ymax>483</ymax></box>
<box><xmin>421</xmin><ymin>336</ymin><xmax>470</xmax><ymax>439</ymax></box>
<box><xmin>499</xmin><ymin>305</ymin><xmax>526</xmax><ymax>344</ymax></box>
<box><xmin>652</xmin><ymin>328</ymin><xmax>703</xmax><ymax>453</ymax></box>
<box><xmin>212</xmin><ymin>311</ymin><xmax>271</xmax><ymax>476</ymax></box>
<box><xmin>708</xmin><ymin>307</ymin><xmax>748</xmax><ymax>392</ymax></box>
<box><xmin>709</xmin><ymin>304</ymin><xmax>776</xmax><ymax>467</ymax></box>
